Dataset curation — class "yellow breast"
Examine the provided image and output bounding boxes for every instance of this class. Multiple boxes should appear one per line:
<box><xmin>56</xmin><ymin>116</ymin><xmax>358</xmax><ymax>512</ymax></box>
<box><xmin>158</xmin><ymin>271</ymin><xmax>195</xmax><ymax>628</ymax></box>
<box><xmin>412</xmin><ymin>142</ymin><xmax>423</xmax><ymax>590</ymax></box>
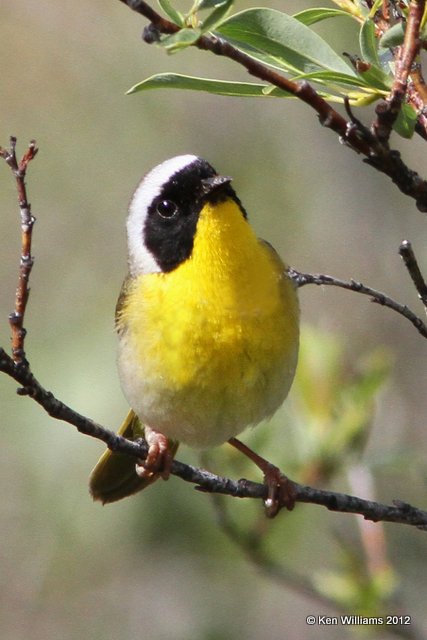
<box><xmin>117</xmin><ymin>198</ymin><xmax>299</xmax><ymax>448</ymax></box>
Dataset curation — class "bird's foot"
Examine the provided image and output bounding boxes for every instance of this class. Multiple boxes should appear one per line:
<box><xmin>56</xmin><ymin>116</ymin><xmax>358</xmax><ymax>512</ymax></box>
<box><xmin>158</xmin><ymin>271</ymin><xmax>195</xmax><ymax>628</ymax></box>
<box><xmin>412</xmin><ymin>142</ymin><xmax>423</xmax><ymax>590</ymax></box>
<box><xmin>228</xmin><ymin>437</ymin><xmax>296</xmax><ymax>518</ymax></box>
<box><xmin>136</xmin><ymin>426</ymin><xmax>173</xmax><ymax>480</ymax></box>
<box><xmin>263</xmin><ymin>464</ymin><xmax>296</xmax><ymax>518</ymax></box>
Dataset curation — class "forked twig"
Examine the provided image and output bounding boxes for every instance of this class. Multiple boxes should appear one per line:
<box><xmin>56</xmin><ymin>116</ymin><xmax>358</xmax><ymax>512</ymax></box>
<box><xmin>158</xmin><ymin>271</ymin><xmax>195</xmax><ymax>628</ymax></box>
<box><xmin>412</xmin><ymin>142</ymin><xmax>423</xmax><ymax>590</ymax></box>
<box><xmin>288</xmin><ymin>266</ymin><xmax>427</xmax><ymax>339</ymax></box>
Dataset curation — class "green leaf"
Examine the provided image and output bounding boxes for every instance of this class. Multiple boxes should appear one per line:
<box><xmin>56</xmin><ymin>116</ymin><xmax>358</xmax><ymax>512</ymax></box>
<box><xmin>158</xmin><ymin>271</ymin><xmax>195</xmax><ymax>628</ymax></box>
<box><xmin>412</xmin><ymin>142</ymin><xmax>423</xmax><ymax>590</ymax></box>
<box><xmin>359</xmin><ymin>18</ymin><xmax>380</xmax><ymax>66</ymax></box>
<box><xmin>293</xmin><ymin>7</ymin><xmax>350</xmax><ymax>26</ymax></box>
<box><xmin>159</xmin><ymin>28</ymin><xmax>201</xmax><ymax>52</ymax></box>
<box><xmin>127</xmin><ymin>72</ymin><xmax>292</xmax><ymax>97</ymax></box>
<box><xmin>157</xmin><ymin>0</ymin><xmax>185</xmax><ymax>26</ymax></box>
<box><xmin>216</xmin><ymin>8</ymin><xmax>356</xmax><ymax>76</ymax></box>
<box><xmin>201</xmin><ymin>0</ymin><xmax>233</xmax><ymax>33</ymax></box>
<box><xmin>379</xmin><ymin>22</ymin><xmax>405</xmax><ymax>48</ymax></box>
<box><xmin>287</xmin><ymin>68</ymin><xmax>386</xmax><ymax>104</ymax></box>
<box><xmin>393</xmin><ymin>102</ymin><xmax>418</xmax><ymax>139</ymax></box>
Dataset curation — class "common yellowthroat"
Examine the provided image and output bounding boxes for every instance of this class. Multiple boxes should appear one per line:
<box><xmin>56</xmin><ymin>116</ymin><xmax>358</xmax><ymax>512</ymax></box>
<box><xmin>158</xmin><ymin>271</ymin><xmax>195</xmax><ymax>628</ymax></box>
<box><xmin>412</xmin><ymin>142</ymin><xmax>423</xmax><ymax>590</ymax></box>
<box><xmin>89</xmin><ymin>155</ymin><xmax>299</xmax><ymax>504</ymax></box>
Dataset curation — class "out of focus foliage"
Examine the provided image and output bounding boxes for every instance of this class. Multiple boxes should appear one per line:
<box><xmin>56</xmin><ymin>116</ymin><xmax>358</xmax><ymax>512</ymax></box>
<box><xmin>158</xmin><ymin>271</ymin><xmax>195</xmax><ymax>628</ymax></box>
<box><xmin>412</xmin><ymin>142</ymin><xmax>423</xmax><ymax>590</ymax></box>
<box><xmin>1</xmin><ymin>1</ymin><xmax>427</xmax><ymax>639</ymax></box>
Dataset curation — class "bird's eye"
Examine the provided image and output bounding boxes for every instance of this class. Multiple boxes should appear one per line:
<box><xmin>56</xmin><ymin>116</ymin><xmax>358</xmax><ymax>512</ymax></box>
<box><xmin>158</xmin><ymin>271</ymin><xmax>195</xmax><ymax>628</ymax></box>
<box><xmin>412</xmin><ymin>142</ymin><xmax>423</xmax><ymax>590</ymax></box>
<box><xmin>156</xmin><ymin>199</ymin><xmax>178</xmax><ymax>219</ymax></box>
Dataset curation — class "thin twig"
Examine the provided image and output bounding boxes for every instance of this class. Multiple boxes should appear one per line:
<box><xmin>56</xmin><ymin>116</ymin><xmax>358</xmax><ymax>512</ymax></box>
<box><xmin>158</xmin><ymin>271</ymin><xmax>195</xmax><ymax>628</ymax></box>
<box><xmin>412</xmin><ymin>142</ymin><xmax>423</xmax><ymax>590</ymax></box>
<box><xmin>0</xmin><ymin>137</ymin><xmax>38</xmax><ymax>364</ymax></box>
<box><xmin>399</xmin><ymin>240</ymin><xmax>427</xmax><ymax>310</ymax></box>
<box><xmin>287</xmin><ymin>267</ymin><xmax>427</xmax><ymax>339</ymax></box>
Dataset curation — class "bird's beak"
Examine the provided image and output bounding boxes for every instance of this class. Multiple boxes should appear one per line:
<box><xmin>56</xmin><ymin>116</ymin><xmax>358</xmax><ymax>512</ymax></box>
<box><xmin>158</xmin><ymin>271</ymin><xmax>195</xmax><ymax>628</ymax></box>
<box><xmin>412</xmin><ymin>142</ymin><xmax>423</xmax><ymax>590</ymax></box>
<box><xmin>201</xmin><ymin>174</ymin><xmax>232</xmax><ymax>196</ymax></box>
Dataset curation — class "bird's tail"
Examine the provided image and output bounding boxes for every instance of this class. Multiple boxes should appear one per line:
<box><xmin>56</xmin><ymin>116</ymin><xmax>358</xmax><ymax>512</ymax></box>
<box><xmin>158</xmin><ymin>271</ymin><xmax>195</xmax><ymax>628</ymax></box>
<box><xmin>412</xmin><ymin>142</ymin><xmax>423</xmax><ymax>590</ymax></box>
<box><xmin>89</xmin><ymin>410</ymin><xmax>178</xmax><ymax>504</ymax></box>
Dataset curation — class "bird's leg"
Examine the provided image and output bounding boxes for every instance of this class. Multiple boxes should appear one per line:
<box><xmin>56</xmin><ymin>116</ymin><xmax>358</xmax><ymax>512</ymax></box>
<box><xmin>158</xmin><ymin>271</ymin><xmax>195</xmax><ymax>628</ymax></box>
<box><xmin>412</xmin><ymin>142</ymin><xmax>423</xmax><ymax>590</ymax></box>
<box><xmin>228</xmin><ymin>437</ymin><xmax>296</xmax><ymax>517</ymax></box>
<box><xmin>135</xmin><ymin>426</ymin><xmax>174</xmax><ymax>480</ymax></box>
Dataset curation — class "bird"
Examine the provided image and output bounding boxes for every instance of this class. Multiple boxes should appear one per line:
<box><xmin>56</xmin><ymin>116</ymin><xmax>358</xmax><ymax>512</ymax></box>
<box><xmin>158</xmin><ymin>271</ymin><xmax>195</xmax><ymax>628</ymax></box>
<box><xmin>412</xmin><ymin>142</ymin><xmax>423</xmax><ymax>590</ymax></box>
<box><xmin>89</xmin><ymin>155</ymin><xmax>299</xmax><ymax>511</ymax></box>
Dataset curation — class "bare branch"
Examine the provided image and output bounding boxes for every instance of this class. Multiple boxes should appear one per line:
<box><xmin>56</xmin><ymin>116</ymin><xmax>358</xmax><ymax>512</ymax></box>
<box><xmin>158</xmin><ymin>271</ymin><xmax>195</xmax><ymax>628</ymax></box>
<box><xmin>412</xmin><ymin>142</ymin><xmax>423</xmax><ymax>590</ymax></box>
<box><xmin>0</xmin><ymin>137</ymin><xmax>38</xmax><ymax>364</ymax></box>
<box><xmin>399</xmin><ymin>240</ymin><xmax>427</xmax><ymax>311</ymax></box>
<box><xmin>288</xmin><ymin>267</ymin><xmax>427</xmax><ymax>339</ymax></box>
<box><xmin>1</xmin><ymin>347</ymin><xmax>427</xmax><ymax>529</ymax></box>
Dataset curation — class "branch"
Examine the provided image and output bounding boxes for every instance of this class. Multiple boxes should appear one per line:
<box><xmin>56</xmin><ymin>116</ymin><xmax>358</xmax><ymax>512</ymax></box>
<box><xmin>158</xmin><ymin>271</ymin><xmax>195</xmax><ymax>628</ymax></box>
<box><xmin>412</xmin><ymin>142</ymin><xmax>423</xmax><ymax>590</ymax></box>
<box><xmin>0</xmin><ymin>136</ymin><xmax>38</xmax><ymax>364</ymax></box>
<box><xmin>117</xmin><ymin>0</ymin><xmax>427</xmax><ymax>212</ymax></box>
<box><xmin>1</xmin><ymin>349</ymin><xmax>427</xmax><ymax>529</ymax></box>
<box><xmin>120</xmin><ymin>1</ymin><xmax>368</xmax><ymax>152</ymax></box>
<box><xmin>399</xmin><ymin>240</ymin><xmax>427</xmax><ymax>311</ymax></box>
<box><xmin>373</xmin><ymin>0</ymin><xmax>425</xmax><ymax>142</ymax></box>
<box><xmin>288</xmin><ymin>266</ymin><xmax>427</xmax><ymax>339</ymax></box>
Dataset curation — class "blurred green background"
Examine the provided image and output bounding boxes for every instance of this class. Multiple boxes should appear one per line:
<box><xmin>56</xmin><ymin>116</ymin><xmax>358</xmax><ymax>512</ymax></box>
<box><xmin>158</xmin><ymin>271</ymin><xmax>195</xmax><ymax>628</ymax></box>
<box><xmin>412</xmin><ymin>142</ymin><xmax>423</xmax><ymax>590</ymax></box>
<box><xmin>1</xmin><ymin>1</ymin><xmax>427</xmax><ymax>638</ymax></box>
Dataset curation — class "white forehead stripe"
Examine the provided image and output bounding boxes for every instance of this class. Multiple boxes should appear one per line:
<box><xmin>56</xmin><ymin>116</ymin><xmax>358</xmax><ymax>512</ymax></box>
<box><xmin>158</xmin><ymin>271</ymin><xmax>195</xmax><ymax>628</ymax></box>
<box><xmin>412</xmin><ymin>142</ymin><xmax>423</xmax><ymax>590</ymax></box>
<box><xmin>127</xmin><ymin>154</ymin><xmax>199</xmax><ymax>275</ymax></box>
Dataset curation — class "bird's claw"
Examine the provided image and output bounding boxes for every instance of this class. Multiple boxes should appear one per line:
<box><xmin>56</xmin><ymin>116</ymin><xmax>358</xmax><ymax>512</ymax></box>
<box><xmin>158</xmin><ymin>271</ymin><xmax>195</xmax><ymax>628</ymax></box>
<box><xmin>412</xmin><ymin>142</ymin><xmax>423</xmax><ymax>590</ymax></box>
<box><xmin>135</xmin><ymin>427</ymin><xmax>173</xmax><ymax>480</ymax></box>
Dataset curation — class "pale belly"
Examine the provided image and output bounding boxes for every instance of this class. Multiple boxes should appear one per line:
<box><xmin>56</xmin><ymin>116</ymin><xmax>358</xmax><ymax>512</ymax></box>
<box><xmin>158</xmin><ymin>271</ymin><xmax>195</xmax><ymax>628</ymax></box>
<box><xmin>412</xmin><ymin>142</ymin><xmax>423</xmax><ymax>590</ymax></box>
<box><xmin>117</xmin><ymin>304</ymin><xmax>298</xmax><ymax>448</ymax></box>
